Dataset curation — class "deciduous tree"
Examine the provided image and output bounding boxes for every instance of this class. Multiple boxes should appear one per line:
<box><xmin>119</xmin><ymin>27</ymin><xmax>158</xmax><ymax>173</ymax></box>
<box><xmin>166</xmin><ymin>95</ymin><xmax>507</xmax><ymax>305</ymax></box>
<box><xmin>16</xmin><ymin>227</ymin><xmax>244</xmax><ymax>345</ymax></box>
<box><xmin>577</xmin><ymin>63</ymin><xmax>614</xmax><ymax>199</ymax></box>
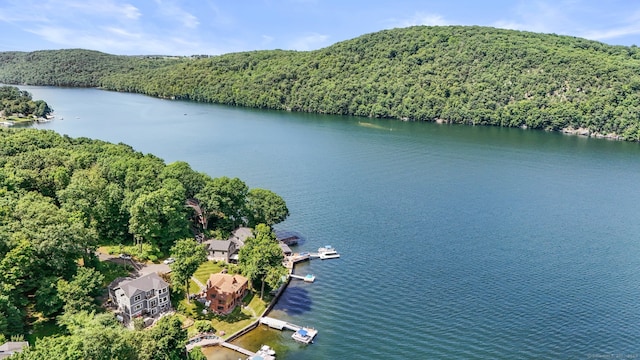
<box><xmin>238</xmin><ymin>224</ymin><xmax>286</xmax><ymax>299</ymax></box>
<box><xmin>169</xmin><ymin>238</ymin><xmax>206</xmax><ymax>303</ymax></box>
<box><xmin>246</xmin><ymin>188</ymin><xmax>289</xmax><ymax>227</ymax></box>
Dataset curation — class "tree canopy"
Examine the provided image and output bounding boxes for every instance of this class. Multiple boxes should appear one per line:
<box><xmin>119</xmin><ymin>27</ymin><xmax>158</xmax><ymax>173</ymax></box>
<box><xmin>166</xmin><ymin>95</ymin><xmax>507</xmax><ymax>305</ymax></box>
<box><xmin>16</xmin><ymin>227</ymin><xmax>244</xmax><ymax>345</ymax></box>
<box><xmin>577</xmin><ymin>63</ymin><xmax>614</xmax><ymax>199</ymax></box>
<box><xmin>2</xmin><ymin>26</ymin><xmax>640</xmax><ymax>139</ymax></box>
<box><xmin>169</xmin><ymin>238</ymin><xmax>207</xmax><ymax>302</ymax></box>
<box><xmin>12</xmin><ymin>313</ymin><xmax>188</xmax><ymax>360</ymax></box>
<box><xmin>238</xmin><ymin>224</ymin><xmax>287</xmax><ymax>298</ymax></box>
<box><xmin>0</xmin><ymin>85</ymin><xmax>52</xmax><ymax>118</ymax></box>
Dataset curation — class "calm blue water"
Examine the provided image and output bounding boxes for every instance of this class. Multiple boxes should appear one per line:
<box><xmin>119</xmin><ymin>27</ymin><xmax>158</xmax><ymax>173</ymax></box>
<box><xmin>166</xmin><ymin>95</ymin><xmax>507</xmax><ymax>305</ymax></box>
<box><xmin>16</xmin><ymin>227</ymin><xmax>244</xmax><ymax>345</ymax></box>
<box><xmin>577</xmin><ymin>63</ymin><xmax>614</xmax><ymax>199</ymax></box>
<box><xmin>23</xmin><ymin>86</ymin><xmax>640</xmax><ymax>359</ymax></box>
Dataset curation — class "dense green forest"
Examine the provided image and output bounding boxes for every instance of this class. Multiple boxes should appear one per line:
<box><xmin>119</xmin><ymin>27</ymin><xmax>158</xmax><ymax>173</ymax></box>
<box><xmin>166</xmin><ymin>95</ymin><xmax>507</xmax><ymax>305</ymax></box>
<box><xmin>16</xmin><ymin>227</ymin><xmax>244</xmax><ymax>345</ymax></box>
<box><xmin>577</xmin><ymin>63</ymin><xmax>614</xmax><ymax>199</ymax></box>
<box><xmin>0</xmin><ymin>127</ymin><xmax>287</xmax><ymax>357</ymax></box>
<box><xmin>2</xmin><ymin>26</ymin><xmax>640</xmax><ymax>139</ymax></box>
<box><xmin>0</xmin><ymin>86</ymin><xmax>52</xmax><ymax>118</ymax></box>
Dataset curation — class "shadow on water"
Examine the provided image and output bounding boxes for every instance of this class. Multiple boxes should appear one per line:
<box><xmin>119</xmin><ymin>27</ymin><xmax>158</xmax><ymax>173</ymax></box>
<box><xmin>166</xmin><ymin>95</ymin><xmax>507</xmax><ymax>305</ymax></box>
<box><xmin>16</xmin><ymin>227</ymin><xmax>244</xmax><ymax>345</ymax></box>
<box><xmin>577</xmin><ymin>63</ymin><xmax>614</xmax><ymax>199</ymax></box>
<box><xmin>272</xmin><ymin>286</ymin><xmax>312</xmax><ymax>316</ymax></box>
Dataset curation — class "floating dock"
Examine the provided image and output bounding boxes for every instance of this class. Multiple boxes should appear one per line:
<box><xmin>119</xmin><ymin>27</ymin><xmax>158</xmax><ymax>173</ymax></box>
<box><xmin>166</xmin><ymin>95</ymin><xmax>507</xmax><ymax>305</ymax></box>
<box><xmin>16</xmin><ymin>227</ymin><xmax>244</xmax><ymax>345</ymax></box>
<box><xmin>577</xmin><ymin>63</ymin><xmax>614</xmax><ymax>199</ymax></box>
<box><xmin>259</xmin><ymin>317</ymin><xmax>318</xmax><ymax>344</ymax></box>
<box><xmin>290</xmin><ymin>273</ymin><xmax>315</xmax><ymax>282</ymax></box>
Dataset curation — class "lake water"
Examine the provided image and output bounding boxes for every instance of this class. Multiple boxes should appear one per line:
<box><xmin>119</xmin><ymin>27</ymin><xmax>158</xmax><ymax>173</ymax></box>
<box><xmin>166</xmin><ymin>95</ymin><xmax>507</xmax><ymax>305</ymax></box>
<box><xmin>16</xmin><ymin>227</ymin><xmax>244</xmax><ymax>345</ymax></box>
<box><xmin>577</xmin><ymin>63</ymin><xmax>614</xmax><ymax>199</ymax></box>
<box><xmin>21</xmin><ymin>86</ymin><xmax>640</xmax><ymax>359</ymax></box>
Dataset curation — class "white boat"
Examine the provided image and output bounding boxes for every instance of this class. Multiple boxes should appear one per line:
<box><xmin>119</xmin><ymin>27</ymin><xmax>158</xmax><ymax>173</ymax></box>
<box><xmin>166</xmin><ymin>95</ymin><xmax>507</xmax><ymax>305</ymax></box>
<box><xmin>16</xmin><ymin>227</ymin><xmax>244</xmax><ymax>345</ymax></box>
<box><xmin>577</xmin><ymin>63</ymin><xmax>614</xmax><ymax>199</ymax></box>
<box><xmin>248</xmin><ymin>344</ymin><xmax>276</xmax><ymax>359</ymax></box>
<box><xmin>317</xmin><ymin>245</ymin><xmax>340</xmax><ymax>259</ymax></box>
<box><xmin>260</xmin><ymin>345</ymin><xmax>276</xmax><ymax>356</ymax></box>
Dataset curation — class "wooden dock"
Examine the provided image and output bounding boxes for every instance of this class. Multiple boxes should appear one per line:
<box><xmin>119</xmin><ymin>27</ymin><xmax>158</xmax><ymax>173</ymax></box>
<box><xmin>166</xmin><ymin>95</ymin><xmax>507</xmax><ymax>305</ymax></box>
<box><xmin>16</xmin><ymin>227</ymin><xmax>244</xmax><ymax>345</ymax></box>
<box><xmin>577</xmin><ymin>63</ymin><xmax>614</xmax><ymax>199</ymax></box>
<box><xmin>187</xmin><ymin>338</ymin><xmax>276</xmax><ymax>360</ymax></box>
<box><xmin>220</xmin><ymin>342</ymin><xmax>254</xmax><ymax>357</ymax></box>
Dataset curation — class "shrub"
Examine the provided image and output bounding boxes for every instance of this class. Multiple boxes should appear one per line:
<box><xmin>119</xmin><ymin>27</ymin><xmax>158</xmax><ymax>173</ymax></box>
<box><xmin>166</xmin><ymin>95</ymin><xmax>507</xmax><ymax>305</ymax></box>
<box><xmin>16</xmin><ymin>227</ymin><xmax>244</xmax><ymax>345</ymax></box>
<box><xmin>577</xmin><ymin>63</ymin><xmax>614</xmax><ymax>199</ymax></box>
<box><xmin>194</xmin><ymin>320</ymin><xmax>214</xmax><ymax>333</ymax></box>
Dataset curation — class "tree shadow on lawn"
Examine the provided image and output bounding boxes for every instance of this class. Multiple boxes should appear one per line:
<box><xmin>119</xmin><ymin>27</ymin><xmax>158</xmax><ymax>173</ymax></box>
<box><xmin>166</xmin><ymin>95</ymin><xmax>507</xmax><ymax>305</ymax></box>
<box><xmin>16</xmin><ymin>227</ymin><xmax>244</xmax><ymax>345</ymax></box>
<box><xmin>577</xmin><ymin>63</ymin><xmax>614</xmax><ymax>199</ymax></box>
<box><xmin>217</xmin><ymin>306</ymin><xmax>251</xmax><ymax>323</ymax></box>
<box><xmin>186</xmin><ymin>300</ymin><xmax>251</xmax><ymax>324</ymax></box>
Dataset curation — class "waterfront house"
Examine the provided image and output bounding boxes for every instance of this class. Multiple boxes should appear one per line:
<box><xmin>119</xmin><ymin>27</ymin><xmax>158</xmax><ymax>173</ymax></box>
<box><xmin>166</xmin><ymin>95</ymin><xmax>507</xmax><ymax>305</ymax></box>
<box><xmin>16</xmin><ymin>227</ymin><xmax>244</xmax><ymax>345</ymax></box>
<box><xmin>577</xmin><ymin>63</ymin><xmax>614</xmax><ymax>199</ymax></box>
<box><xmin>109</xmin><ymin>272</ymin><xmax>171</xmax><ymax>320</ymax></box>
<box><xmin>203</xmin><ymin>272</ymin><xmax>248</xmax><ymax>314</ymax></box>
<box><xmin>203</xmin><ymin>227</ymin><xmax>253</xmax><ymax>263</ymax></box>
<box><xmin>204</xmin><ymin>239</ymin><xmax>236</xmax><ymax>262</ymax></box>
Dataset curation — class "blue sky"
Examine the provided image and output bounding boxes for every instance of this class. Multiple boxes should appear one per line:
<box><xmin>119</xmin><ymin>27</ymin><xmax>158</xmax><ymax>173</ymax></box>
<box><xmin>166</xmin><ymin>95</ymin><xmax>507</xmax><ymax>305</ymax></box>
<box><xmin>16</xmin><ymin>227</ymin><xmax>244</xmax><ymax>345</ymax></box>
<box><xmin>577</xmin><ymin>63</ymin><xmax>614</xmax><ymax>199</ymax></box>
<box><xmin>0</xmin><ymin>0</ymin><xmax>639</xmax><ymax>55</ymax></box>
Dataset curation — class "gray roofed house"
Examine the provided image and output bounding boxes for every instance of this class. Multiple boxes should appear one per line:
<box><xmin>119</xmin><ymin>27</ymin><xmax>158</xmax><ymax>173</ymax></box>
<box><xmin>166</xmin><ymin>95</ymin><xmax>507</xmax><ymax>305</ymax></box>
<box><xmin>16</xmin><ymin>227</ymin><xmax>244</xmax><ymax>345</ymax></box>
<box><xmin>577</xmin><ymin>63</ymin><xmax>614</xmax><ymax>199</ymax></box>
<box><xmin>204</xmin><ymin>239</ymin><xmax>235</xmax><ymax>262</ymax></box>
<box><xmin>204</xmin><ymin>227</ymin><xmax>253</xmax><ymax>263</ymax></box>
<box><xmin>230</xmin><ymin>227</ymin><xmax>252</xmax><ymax>247</ymax></box>
<box><xmin>109</xmin><ymin>272</ymin><xmax>170</xmax><ymax>320</ymax></box>
<box><xmin>0</xmin><ymin>341</ymin><xmax>28</xmax><ymax>359</ymax></box>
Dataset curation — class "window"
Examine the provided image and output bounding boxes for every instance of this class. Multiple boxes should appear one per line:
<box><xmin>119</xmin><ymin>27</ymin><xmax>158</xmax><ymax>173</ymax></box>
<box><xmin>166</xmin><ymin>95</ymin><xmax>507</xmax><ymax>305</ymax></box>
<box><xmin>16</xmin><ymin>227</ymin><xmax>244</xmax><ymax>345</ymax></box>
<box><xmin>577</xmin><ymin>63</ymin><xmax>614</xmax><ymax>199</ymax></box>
<box><xmin>159</xmin><ymin>297</ymin><xmax>167</xmax><ymax>304</ymax></box>
<box><xmin>134</xmin><ymin>304</ymin><xmax>142</xmax><ymax>311</ymax></box>
<box><xmin>209</xmin><ymin>293</ymin><xmax>216</xmax><ymax>299</ymax></box>
<box><xmin>133</xmin><ymin>294</ymin><xmax>142</xmax><ymax>302</ymax></box>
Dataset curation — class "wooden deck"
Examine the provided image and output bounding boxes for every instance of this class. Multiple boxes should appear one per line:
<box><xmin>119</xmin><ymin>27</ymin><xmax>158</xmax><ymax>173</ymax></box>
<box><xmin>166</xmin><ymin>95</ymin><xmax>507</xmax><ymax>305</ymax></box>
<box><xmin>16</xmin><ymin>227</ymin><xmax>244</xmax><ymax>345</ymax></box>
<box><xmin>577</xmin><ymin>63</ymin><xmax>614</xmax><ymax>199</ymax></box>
<box><xmin>220</xmin><ymin>342</ymin><xmax>254</xmax><ymax>356</ymax></box>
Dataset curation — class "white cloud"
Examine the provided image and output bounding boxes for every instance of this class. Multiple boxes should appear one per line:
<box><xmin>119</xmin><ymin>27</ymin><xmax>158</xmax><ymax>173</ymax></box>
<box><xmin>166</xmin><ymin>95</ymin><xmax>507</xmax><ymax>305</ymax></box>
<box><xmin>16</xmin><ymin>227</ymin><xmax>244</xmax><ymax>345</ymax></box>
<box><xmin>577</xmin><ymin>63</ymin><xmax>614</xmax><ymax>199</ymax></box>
<box><xmin>491</xmin><ymin>1</ymin><xmax>566</xmax><ymax>34</ymax></box>
<box><xmin>389</xmin><ymin>12</ymin><xmax>451</xmax><ymax>28</ymax></box>
<box><xmin>104</xmin><ymin>26</ymin><xmax>142</xmax><ymax>39</ymax></box>
<box><xmin>579</xmin><ymin>9</ymin><xmax>640</xmax><ymax>42</ymax></box>
<box><xmin>582</xmin><ymin>25</ymin><xmax>640</xmax><ymax>41</ymax></box>
<box><xmin>154</xmin><ymin>0</ymin><xmax>199</xmax><ymax>29</ymax></box>
<box><xmin>60</xmin><ymin>0</ymin><xmax>141</xmax><ymax>20</ymax></box>
<box><xmin>289</xmin><ymin>33</ymin><xmax>329</xmax><ymax>51</ymax></box>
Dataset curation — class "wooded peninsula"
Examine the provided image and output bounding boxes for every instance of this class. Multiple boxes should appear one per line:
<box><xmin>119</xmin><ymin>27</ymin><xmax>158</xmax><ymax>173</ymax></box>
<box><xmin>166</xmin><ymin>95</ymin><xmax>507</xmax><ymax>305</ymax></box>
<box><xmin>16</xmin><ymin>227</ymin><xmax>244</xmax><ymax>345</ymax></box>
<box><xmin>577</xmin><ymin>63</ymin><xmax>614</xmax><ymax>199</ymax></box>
<box><xmin>1</xmin><ymin>26</ymin><xmax>640</xmax><ymax>140</ymax></box>
<box><xmin>0</xmin><ymin>123</ymin><xmax>289</xmax><ymax>359</ymax></box>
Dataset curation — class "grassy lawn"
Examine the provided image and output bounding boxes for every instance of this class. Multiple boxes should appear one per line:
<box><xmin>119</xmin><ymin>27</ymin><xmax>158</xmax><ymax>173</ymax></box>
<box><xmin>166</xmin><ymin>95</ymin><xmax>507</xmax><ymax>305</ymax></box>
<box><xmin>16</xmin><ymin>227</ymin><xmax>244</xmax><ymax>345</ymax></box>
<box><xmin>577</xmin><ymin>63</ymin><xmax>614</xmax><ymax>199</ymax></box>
<box><xmin>193</xmin><ymin>261</ymin><xmax>226</xmax><ymax>284</ymax></box>
<box><xmin>189</xmin><ymin>261</ymin><xmax>226</xmax><ymax>294</ymax></box>
<box><xmin>179</xmin><ymin>291</ymin><xmax>267</xmax><ymax>340</ymax></box>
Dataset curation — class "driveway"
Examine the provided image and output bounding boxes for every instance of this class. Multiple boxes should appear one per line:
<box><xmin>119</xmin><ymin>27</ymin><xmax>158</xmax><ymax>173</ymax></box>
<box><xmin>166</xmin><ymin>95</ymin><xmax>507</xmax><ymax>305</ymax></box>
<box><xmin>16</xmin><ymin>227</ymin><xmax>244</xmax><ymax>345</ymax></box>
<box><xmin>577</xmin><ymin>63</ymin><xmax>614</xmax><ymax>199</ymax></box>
<box><xmin>97</xmin><ymin>249</ymin><xmax>171</xmax><ymax>276</ymax></box>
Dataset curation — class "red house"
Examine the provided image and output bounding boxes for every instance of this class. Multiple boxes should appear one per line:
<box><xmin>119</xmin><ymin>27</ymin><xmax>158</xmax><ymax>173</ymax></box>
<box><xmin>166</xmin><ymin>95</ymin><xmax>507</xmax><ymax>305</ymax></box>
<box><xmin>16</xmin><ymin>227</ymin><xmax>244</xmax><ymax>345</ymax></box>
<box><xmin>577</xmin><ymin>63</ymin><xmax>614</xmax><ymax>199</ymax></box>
<box><xmin>204</xmin><ymin>273</ymin><xmax>248</xmax><ymax>314</ymax></box>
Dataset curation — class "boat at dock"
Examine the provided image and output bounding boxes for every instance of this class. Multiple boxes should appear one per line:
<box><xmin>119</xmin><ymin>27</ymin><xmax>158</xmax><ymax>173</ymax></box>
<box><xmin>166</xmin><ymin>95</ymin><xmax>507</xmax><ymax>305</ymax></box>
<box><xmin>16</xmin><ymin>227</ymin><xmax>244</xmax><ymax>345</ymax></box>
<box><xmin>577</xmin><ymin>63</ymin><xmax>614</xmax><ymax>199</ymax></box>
<box><xmin>247</xmin><ymin>345</ymin><xmax>276</xmax><ymax>360</ymax></box>
<box><xmin>260</xmin><ymin>317</ymin><xmax>318</xmax><ymax>344</ymax></box>
<box><xmin>317</xmin><ymin>245</ymin><xmax>340</xmax><ymax>259</ymax></box>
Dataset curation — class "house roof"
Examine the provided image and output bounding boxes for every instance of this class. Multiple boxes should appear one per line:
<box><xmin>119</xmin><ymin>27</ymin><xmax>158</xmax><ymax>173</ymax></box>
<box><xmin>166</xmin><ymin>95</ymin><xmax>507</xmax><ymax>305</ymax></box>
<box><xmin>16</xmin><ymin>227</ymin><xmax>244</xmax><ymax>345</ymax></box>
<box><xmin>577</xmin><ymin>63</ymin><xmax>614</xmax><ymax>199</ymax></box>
<box><xmin>279</xmin><ymin>242</ymin><xmax>292</xmax><ymax>254</ymax></box>
<box><xmin>0</xmin><ymin>342</ymin><xmax>29</xmax><ymax>359</ymax></box>
<box><xmin>231</xmin><ymin>227</ymin><xmax>253</xmax><ymax>246</ymax></box>
<box><xmin>206</xmin><ymin>273</ymin><xmax>248</xmax><ymax>294</ymax></box>
<box><xmin>205</xmin><ymin>239</ymin><xmax>232</xmax><ymax>252</ymax></box>
<box><xmin>118</xmin><ymin>273</ymin><xmax>169</xmax><ymax>298</ymax></box>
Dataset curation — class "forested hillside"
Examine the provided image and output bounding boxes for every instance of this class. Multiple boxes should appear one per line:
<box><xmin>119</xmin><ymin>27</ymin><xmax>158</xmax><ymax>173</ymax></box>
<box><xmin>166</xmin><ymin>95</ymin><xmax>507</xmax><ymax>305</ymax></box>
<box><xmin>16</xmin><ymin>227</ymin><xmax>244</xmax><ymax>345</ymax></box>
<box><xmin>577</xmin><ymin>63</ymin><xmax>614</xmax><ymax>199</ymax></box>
<box><xmin>0</xmin><ymin>49</ymin><xmax>178</xmax><ymax>87</ymax></box>
<box><xmin>2</xmin><ymin>26</ymin><xmax>640</xmax><ymax>139</ymax></box>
